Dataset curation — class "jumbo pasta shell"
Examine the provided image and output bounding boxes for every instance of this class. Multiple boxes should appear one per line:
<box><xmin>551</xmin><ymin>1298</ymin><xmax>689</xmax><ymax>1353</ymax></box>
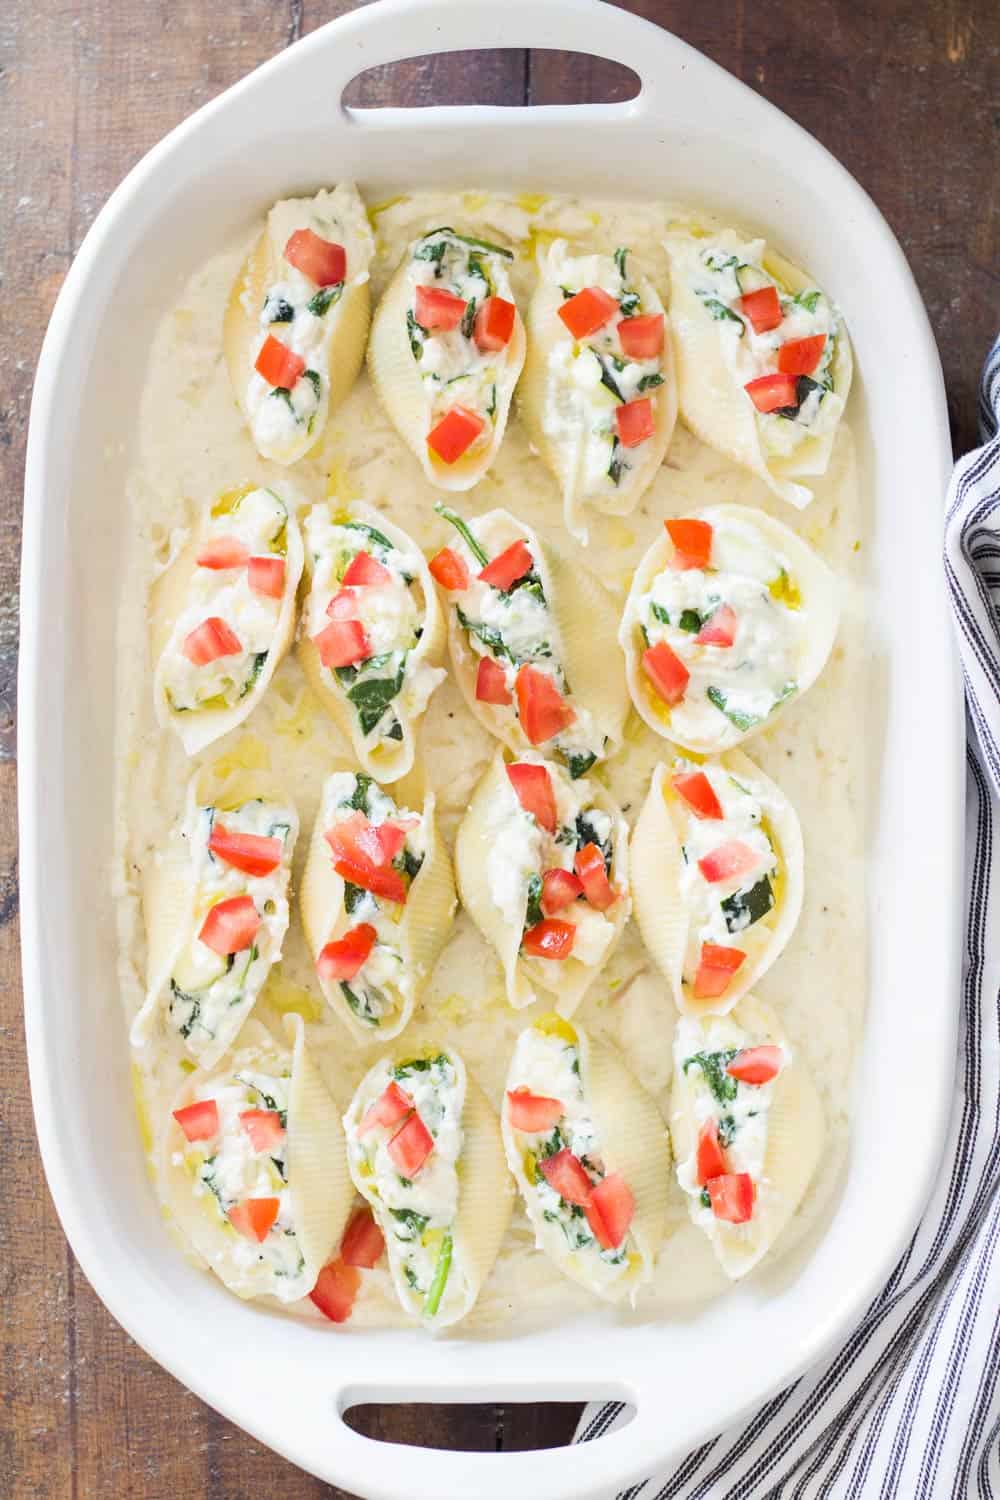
<box><xmin>631</xmin><ymin>751</ymin><xmax>804</xmax><ymax>1015</ymax></box>
<box><xmin>344</xmin><ymin>1048</ymin><xmax>513</xmax><ymax>1331</ymax></box>
<box><xmin>664</xmin><ymin>230</ymin><xmax>853</xmax><ymax>508</ymax></box>
<box><xmin>620</xmin><ymin>503</ymin><xmax>840</xmax><ymax>754</ymax></box>
<box><xmin>367</xmin><ymin>229</ymin><xmax>526</xmax><ymax>490</ymax></box>
<box><xmin>224</xmin><ymin>185</ymin><xmax>374</xmax><ymax>465</ymax></box>
<box><xmin>669</xmin><ymin>994</ymin><xmax>824</xmax><ymax>1279</ymax></box>
<box><xmin>517</xmin><ymin>239</ymin><xmax>677</xmax><ymax>542</ymax></box>
<box><xmin>442</xmin><ymin>508</ymin><xmax>628</xmax><ymax>767</ymax></box>
<box><xmin>454</xmin><ymin>750</ymin><xmax>630</xmax><ymax>1016</ymax></box>
<box><xmin>501</xmin><ymin>1017</ymin><xmax>669</xmax><ymax>1303</ymax></box>
<box><xmin>163</xmin><ymin>1020</ymin><xmax>351</xmax><ymax>1303</ymax></box>
<box><xmin>151</xmin><ymin>486</ymin><xmax>304</xmax><ymax>757</ymax></box>
<box><xmin>297</xmin><ymin>501</ymin><xmax>446</xmax><ymax>783</ymax></box>
<box><xmin>132</xmin><ymin>771</ymin><xmax>298</xmax><ymax>1069</ymax></box>
<box><xmin>299</xmin><ymin>773</ymin><xmax>456</xmax><ymax>1044</ymax></box>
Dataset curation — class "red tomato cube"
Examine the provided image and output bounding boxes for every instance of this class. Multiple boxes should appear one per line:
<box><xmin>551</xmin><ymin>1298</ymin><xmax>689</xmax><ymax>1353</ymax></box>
<box><xmin>239</xmin><ymin>1109</ymin><xmax>285</xmax><ymax>1153</ymax></box>
<box><xmin>671</xmin><ymin>771</ymin><xmax>723</xmax><ymax>820</ymax></box>
<box><xmin>254</xmin><ymin>334</ymin><xmax>306</xmax><ymax>389</ymax></box>
<box><xmin>514</xmin><ymin>665</ymin><xmax>576</xmax><ymax>745</ymax></box>
<box><xmin>665</xmin><ymin>517</ymin><xmax>713</xmax><ymax>570</ymax></box>
<box><xmin>196</xmin><ymin>536</ymin><xmax>249</xmax><ymax>570</ymax></box>
<box><xmin>574</xmin><ymin>843</ymin><xmax>616</xmax><ymax>911</ymax></box>
<box><xmin>618</xmin><ymin>313</ymin><xmax>664</xmax><ymax>359</ymax></box>
<box><xmin>309</xmin><ymin>1257</ymin><xmax>361</xmax><ymax>1323</ymax></box>
<box><xmin>473</xmin><ymin>296</ymin><xmax>516</xmax><ymax>352</ymax></box>
<box><xmin>521</xmin><ymin>919</ymin><xmax>576</xmax><ymax>961</ymax></box>
<box><xmin>506</xmin><ymin>1089</ymin><xmax>564</xmax><ymax>1133</ymax></box>
<box><xmin>505</xmin><ymin>761</ymin><xmax>557</xmax><ymax>833</ymax></box>
<box><xmin>427</xmin><ymin>405</ymin><xmax>485</xmax><ymax>464</ymax></box>
<box><xmin>228</xmin><ymin>1197</ymin><xmax>280</xmax><ymax>1243</ymax></box>
<box><xmin>696</xmin><ymin>1120</ymin><xmax>729</xmax><ymax>1185</ymax></box>
<box><xmin>182</xmin><ymin>617</ymin><xmax>243</xmax><ymax>666</ymax></box>
<box><xmin>540</xmin><ymin>868</ymin><xmax>583</xmax><ymax>916</ymax></box>
<box><xmin>342</xmin><ymin>551</ymin><xmax>391</xmax><ymax>588</ymax></box>
<box><xmin>557</xmin><ymin>285</ymin><xmax>618</xmax><ymax>340</ymax></box>
<box><xmin>584</xmin><ymin>1173</ymin><xmax>635</xmax><ymax>1250</ymax></box>
<box><xmin>387</xmin><ymin>1110</ymin><xmax>434</xmax><ymax>1177</ymax></box>
<box><xmin>475</xmin><ymin>656</ymin><xmax>512</xmax><ymax>705</ymax></box>
<box><xmin>247</xmin><ymin>556</ymin><xmax>286</xmax><ymax>598</ymax></box>
<box><xmin>478</xmin><ymin>538</ymin><xmax>533</xmax><ymax>590</ymax></box>
<box><xmin>428</xmin><ymin>546</ymin><xmax>470</xmax><ymax>591</ymax></box>
<box><xmin>739</xmin><ymin>285</ymin><xmax>782</xmax><ymax>333</ymax></box>
<box><xmin>198</xmin><ymin>895</ymin><xmax>261</xmax><ymax>956</ymax></box>
<box><xmin>172</xmin><ymin>1099</ymin><xmax>219</xmax><ymax>1143</ymax></box>
<box><xmin>745</xmin><ymin>373</ymin><xmax>799</xmax><ymax>412</ymax></box>
<box><xmin>642</xmin><ymin>641</ymin><xmax>690</xmax><ymax>706</ymax></box>
<box><xmin>208</xmin><ymin>824</ymin><xmax>283</xmax><ymax>877</ymax></box>
<box><xmin>313</xmin><ymin>618</ymin><xmax>371</xmax><ymax>669</ymax></box>
<box><xmin>284</xmin><ymin>228</ymin><xmax>346</xmax><ymax>286</ymax></box>
<box><xmin>778</xmin><ymin>334</ymin><xmax>826</xmax><ymax>376</ymax></box>
<box><xmin>340</xmin><ymin>1207</ymin><xmax>385</xmax><ymax>1269</ymax></box>
<box><xmin>538</xmin><ymin>1148</ymin><xmax>593</xmax><ymax>1206</ymax></box>
<box><xmin>726</xmin><ymin>1045</ymin><xmax>784</xmax><ymax>1085</ymax></box>
<box><xmin>707</xmin><ymin>1173</ymin><xmax>755</xmax><ymax>1224</ymax></box>
<box><xmin>415</xmin><ymin>284</ymin><xmax>468</xmax><ymax>331</ymax></box>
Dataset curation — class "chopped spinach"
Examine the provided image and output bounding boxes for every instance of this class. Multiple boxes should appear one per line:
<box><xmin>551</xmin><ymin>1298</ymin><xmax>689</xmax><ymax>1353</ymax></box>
<box><xmin>406</xmin><ymin>309</ymin><xmax>425</xmax><ymax>359</ymax></box>
<box><xmin>307</xmin><ymin>284</ymin><xmax>342</xmax><ymax>317</ymax></box>
<box><xmin>562</xmin><ymin>750</ymin><xmax>597</xmax><ymax>780</ymax></box>
<box><xmin>455</xmin><ymin>606</ymin><xmax>511</xmax><ymax>663</ymax></box>
<box><xmin>637</xmin><ymin>372</ymin><xmax>665</xmax><ymax>392</ymax></box>
<box><xmin>264</xmin><ymin>295</ymin><xmax>295</xmax><ymax>323</ymax></box>
<box><xmin>170</xmin><ymin>983</ymin><xmax>204</xmax><ymax>1040</ymax></box>
<box><xmin>344</xmin><ymin>520</ymin><xmax>395</xmax><ymax>555</ymax></box>
<box><xmin>435</xmin><ymin>503</ymin><xmax>490</xmax><ymax>567</ymax></box>
<box><xmin>343</xmin><ymin>882</ymin><xmax>367</xmax><ymax>915</ymax></box>
<box><xmin>423</xmin><ymin>1232</ymin><xmax>453</xmax><ymax>1317</ymax></box>
<box><xmin>596</xmin><ymin>353</ymin><xmax>626</xmax><ymax>404</ymax></box>
<box><xmin>403</xmin><ymin>1263</ymin><xmax>420</xmax><ymax>1290</ymax></box>
<box><xmin>651</xmin><ymin>602</ymin><xmax>671</xmax><ymax>627</ymax></box>
<box><xmin>794</xmin><ymin>289</ymin><xmax>822</xmax><ymax>313</ymax></box>
<box><xmin>487</xmin><ymin>382</ymin><xmax>497</xmax><ymax>419</ymax></box>
<box><xmin>699</xmin><ymin>1188</ymin><xmax>711</xmax><ymax>1209</ymax></box>
<box><xmin>613</xmin><ymin>247</ymin><xmax>629</xmax><ymax>279</ymax></box>
<box><xmin>525</xmin><ymin>873</ymin><xmax>544</xmax><ymax>930</ymax></box>
<box><xmin>340</xmin><ymin>981</ymin><xmax>380</xmax><ymax>1024</ymax></box>
<box><xmin>608</xmin><ymin>439</ymin><xmax>625</xmax><ymax>486</ymax></box>
<box><xmin>393</xmin><ymin>1053</ymin><xmax>449</xmax><ymax>1083</ymax></box>
<box><xmin>682</xmin><ymin>1049</ymin><xmax>739</xmax><ymax>1105</ymax></box>
<box><xmin>413</xmin><ymin>237</ymin><xmax>447</xmax><ymax>274</ymax></box>
<box><xmin>395</xmin><ymin>846</ymin><xmax>423</xmax><ymax>883</ymax></box>
<box><xmin>717</xmin><ymin>1115</ymin><xmax>738</xmax><ymax>1148</ymax></box>
<box><xmin>423</xmin><ymin>226</ymin><xmax>513</xmax><ymax>260</ymax></box>
<box><xmin>538</xmin><ymin>1126</ymin><xmax>565</xmax><ymax>1160</ymax></box>
<box><xmin>461</xmin><ymin>297</ymin><xmax>477</xmax><ymax>340</ymax></box>
<box><xmin>700</xmin><ymin>296</ymin><xmax>746</xmax><ymax>333</ymax></box>
<box><xmin>576</xmin><ymin>812</ymin><xmax>612</xmax><ymax>871</ymax></box>
<box><xmin>346</xmin><ymin>774</ymin><xmax>374</xmax><ymax>812</ymax></box>
<box><xmin>237</xmin><ymin>652</ymin><xmax>268</xmax><ymax>701</ymax></box>
<box><xmin>706</xmin><ymin>686</ymin><xmax>759</xmax><ymax>733</ymax></box>
<box><xmin>543</xmin><ymin>1207</ymin><xmax>595</xmax><ymax>1251</ymax></box>
<box><xmin>618</xmin><ymin>291</ymin><xmax>640</xmax><ymax>317</ymax></box>
<box><xmin>774</xmin><ymin>374</ymin><xmax>824</xmax><ymax>420</ymax></box>
<box><xmin>722</xmin><ymin>874</ymin><xmax>775</xmax><ymax>933</ymax></box>
<box><xmin>303</xmin><ymin>369</ymin><xmax>321</xmax><ymax>401</ymax></box>
<box><xmin>704</xmin><ymin>251</ymin><xmax>739</xmax><ymax>273</ymax></box>
<box><xmin>385</xmin><ymin>718</ymin><xmax>404</xmax><ymax>742</ymax></box>
<box><xmin>348</xmin><ymin>663</ymin><xmax>406</xmax><ymax>737</ymax></box>
<box><xmin>678</xmin><ymin>608</ymin><xmax>704</xmax><ymax>634</ymax></box>
<box><xmin>389</xmin><ymin>1208</ymin><xmax>429</xmax><ymax>1242</ymax></box>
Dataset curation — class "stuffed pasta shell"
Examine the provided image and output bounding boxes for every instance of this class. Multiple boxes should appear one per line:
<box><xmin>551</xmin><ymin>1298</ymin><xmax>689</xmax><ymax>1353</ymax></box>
<box><xmin>368</xmin><ymin>225</ymin><xmax>525</xmax><ymax>488</ymax></box>
<box><xmin>502</xmin><ymin>1016</ymin><xmax>668</xmax><ymax>1302</ymax></box>
<box><xmin>620</xmin><ymin>505</ymin><xmax>839</xmax><ymax>753</ymax></box>
<box><xmin>518</xmin><ymin>240</ymin><xmax>676</xmax><ymax>541</ymax></box>
<box><xmin>429</xmin><ymin>505</ymin><xmax>628</xmax><ymax>778</ymax></box>
<box><xmin>299</xmin><ymin>770</ymin><xmax>455</xmax><ymax>1043</ymax></box>
<box><xmin>344</xmin><ymin>1046</ymin><xmax>512</xmax><ymax>1331</ymax></box>
<box><xmin>224</xmin><ymin>184</ymin><xmax>374</xmax><ymax>465</ymax></box>
<box><xmin>664</xmin><ymin>229</ymin><xmax>852</xmax><ymax>508</ymax></box>
<box><xmin>631</xmin><ymin>753</ymin><xmax>803</xmax><ymax>1014</ymax></box>
<box><xmin>164</xmin><ymin>1017</ymin><xmax>353</xmax><ymax>1302</ymax></box>
<box><xmin>151</xmin><ymin>485</ymin><xmax>304</xmax><ymax>755</ymax></box>
<box><xmin>455</xmin><ymin>751</ymin><xmax>630</xmax><ymax>1015</ymax></box>
<box><xmin>670</xmin><ymin>995</ymin><xmax>824</xmax><ymax>1278</ymax></box>
<box><xmin>297</xmin><ymin>502</ymin><xmax>446</xmax><ymax>781</ymax></box>
<box><xmin>133</xmin><ymin>776</ymin><xmax>298</xmax><ymax>1069</ymax></box>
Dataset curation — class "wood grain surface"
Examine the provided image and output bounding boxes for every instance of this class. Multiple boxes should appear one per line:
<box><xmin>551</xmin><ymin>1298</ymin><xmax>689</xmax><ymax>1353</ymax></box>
<box><xmin>2</xmin><ymin>2</ymin><xmax>997</xmax><ymax>1495</ymax></box>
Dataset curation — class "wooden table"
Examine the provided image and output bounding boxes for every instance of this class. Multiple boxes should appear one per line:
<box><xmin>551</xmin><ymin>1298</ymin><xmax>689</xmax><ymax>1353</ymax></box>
<box><xmin>3</xmin><ymin>2</ymin><xmax>996</xmax><ymax>1494</ymax></box>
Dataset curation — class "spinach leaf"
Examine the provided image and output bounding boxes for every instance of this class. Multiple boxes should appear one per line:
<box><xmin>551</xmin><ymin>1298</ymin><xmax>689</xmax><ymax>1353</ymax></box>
<box><xmin>700</xmin><ymin>296</ymin><xmax>745</xmax><ymax>334</ymax></box>
<box><xmin>413</xmin><ymin>237</ymin><xmax>447</xmax><ymax>275</ymax></box>
<box><xmin>618</xmin><ymin>291</ymin><xmax>640</xmax><ymax>317</ymax></box>
<box><xmin>682</xmin><ymin>1049</ymin><xmax>739</xmax><ymax>1104</ymax></box>
<box><xmin>699</xmin><ymin>1188</ymin><xmax>711</xmax><ymax>1209</ymax></box>
<box><xmin>722</xmin><ymin>874</ymin><xmax>775</xmax><ymax>933</ymax></box>
<box><xmin>403</xmin><ymin>1263</ymin><xmax>420</xmax><ymax>1290</ymax></box>
<box><xmin>651</xmin><ymin>602</ymin><xmax>671</xmax><ymax>627</ymax></box>
<box><xmin>704</xmin><ymin>251</ymin><xmax>739</xmax><ymax>273</ymax></box>
<box><xmin>596</xmin><ymin>354</ymin><xmax>626</xmax><ymax>404</ymax></box>
<box><xmin>385</xmin><ymin>718</ymin><xmax>404</xmax><ymax>742</ymax></box>
<box><xmin>346</xmin><ymin>774</ymin><xmax>373</xmax><ymax>812</ymax></box>
<box><xmin>638</xmin><ymin>372</ymin><xmax>665</xmax><ymax>392</ymax></box>
<box><xmin>678</xmin><ymin>608</ymin><xmax>703</xmax><ymax>634</ymax></box>
<box><xmin>424</xmin><ymin>226</ymin><xmax>513</xmax><ymax>260</ymax></box>
<box><xmin>169</xmin><ymin>982</ymin><xmax>204</xmax><ymax>1040</ymax></box>
<box><xmin>455</xmin><ymin>605</ymin><xmax>511</xmax><ymax>663</ymax></box>
<box><xmin>717</xmin><ymin>1115</ymin><xmax>737</xmax><ymax>1148</ymax></box>
<box><xmin>487</xmin><ymin>382</ymin><xmax>497</xmax><ymax>419</ymax></box>
<box><xmin>613</xmin><ymin>247</ymin><xmax>629</xmax><ymax>279</ymax></box>
<box><xmin>525</xmin><ymin>873</ymin><xmax>544</xmax><ymax>930</ymax></box>
<box><xmin>389</xmin><ymin>1208</ymin><xmax>429</xmax><ymax>1242</ymax></box>
<box><xmin>395</xmin><ymin>846</ymin><xmax>423</xmax><ymax>883</ymax></box>
<box><xmin>608</xmin><ymin>439</ymin><xmax>625</xmax><ymax>486</ymax></box>
<box><xmin>343</xmin><ymin>882</ymin><xmax>367</xmax><ymax>915</ymax></box>
<box><xmin>706</xmin><ymin>685</ymin><xmax>759</xmax><ymax>732</ymax></box>
<box><xmin>344</xmin><ymin>520</ymin><xmax>395</xmax><ymax>555</ymax></box>
<box><xmin>406</xmin><ymin>309</ymin><xmax>425</xmax><ymax>359</ymax></box>
<box><xmin>538</xmin><ymin>1126</ymin><xmax>564</xmax><ymax>1161</ymax></box>
<box><xmin>461</xmin><ymin>297</ymin><xmax>477</xmax><ymax>340</ymax></box>
<box><xmin>307</xmin><ymin>284</ymin><xmax>342</xmax><ymax>317</ymax></box>
<box><xmin>393</xmin><ymin>1053</ymin><xmax>449</xmax><ymax>1082</ymax></box>
<box><xmin>303</xmin><ymin>369</ymin><xmax>321</xmax><ymax>401</ymax></box>
<box><xmin>238</xmin><ymin>652</ymin><xmax>268</xmax><ymax>701</ymax></box>
<box><xmin>794</xmin><ymin>289</ymin><xmax>822</xmax><ymax>313</ymax></box>
<box><xmin>264</xmin><ymin>295</ymin><xmax>294</xmax><ymax>323</ymax></box>
<box><xmin>434</xmin><ymin>503</ymin><xmax>490</xmax><ymax>567</ymax></box>
<box><xmin>348</xmin><ymin>664</ymin><xmax>406</xmax><ymax>737</ymax></box>
<box><xmin>575</xmin><ymin>812</ymin><xmax>612</xmax><ymax>872</ymax></box>
<box><xmin>340</xmin><ymin>981</ymin><xmax>380</xmax><ymax>1024</ymax></box>
<box><xmin>562</xmin><ymin>750</ymin><xmax>597</xmax><ymax>780</ymax></box>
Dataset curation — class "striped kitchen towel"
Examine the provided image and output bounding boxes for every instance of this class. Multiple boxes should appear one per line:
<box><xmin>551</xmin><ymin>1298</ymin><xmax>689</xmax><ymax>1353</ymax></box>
<box><xmin>575</xmin><ymin>334</ymin><xmax>1000</xmax><ymax>1499</ymax></box>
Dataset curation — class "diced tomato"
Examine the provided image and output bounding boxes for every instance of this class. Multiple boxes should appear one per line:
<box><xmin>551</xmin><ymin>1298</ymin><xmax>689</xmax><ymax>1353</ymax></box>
<box><xmin>505</xmin><ymin>761</ymin><xmax>556</xmax><ymax>833</ymax></box>
<box><xmin>515</xmin><ymin>665</ymin><xmax>576</xmax><ymax>745</ymax></box>
<box><xmin>239</xmin><ymin>1109</ymin><xmax>285</xmax><ymax>1153</ymax></box>
<box><xmin>208</xmin><ymin>824</ymin><xmax>283</xmax><ymax>877</ymax></box>
<box><xmin>615</xmin><ymin>397</ymin><xmax>655</xmax><ymax>449</ymax></box>
<box><xmin>309</xmin><ymin>1257</ymin><xmax>361</xmax><ymax>1323</ymax></box>
<box><xmin>228</xmin><ymin>1197</ymin><xmax>280</xmax><ymax>1242</ymax></box>
<box><xmin>182</xmin><ymin>617</ymin><xmax>243</xmax><ymax>666</ymax></box>
<box><xmin>197</xmin><ymin>535</ymin><xmax>249</xmax><ymax>570</ymax></box>
<box><xmin>726</xmin><ymin>1045</ymin><xmax>784</xmax><ymax>1085</ymax></box>
<box><xmin>478</xmin><ymin>538</ymin><xmax>533</xmax><ymax>591</ymax></box>
<box><xmin>325</xmin><ymin>814</ymin><xmax>409</xmax><ymax>904</ymax></box>
<box><xmin>778</xmin><ymin>334</ymin><xmax>826</xmax><ymax>376</ymax></box>
<box><xmin>340</xmin><ymin>1207</ymin><xmax>385</xmax><ymax>1269</ymax></box>
<box><xmin>317</xmin><ymin>923</ymin><xmax>377</xmax><ymax>983</ymax></box>
<box><xmin>522</xmin><ymin>919</ymin><xmax>576</xmax><ymax>961</ymax></box>
<box><xmin>696</xmin><ymin>604</ymin><xmax>737</xmax><ymax>648</ymax></box>
<box><xmin>584</xmin><ymin>1173</ymin><xmax>635</xmax><ymax>1250</ymax></box>
<box><xmin>745</xmin><ymin>373</ymin><xmax>798</xmax><ymax>413</ymax></box>
<box><xmin>331</xmin><ymin>855</ymin><xmax>407</xmax><ymax>906</ymax></box>
<box><xmin>284</xmin><ymin>228</ymin><xmax>346</xmax><ymax>286</ymax></box>
<box><xmin>313</xmin><ymin>618</ymin><xmax>371</xmax><ymax>669</ymax></box>
<box><xmin>326</xmin><ymin>586</ymin><xmax>360</xmax><ymax>621</ymax></box>
<box><xmin>642</xmin><ymin>641</ymin><xmax>690</xmax><ymax>706</ymax></box>
<box><xmin>414</xmin><ymin>284</ymin><xmax>468</xmax><ymax>332</ymax></box>
<box><xmin>541</xmin><ymin>868</ymin><xmax>582</xmax><ymax>916</ymax></box>
<box><xmin>696</xmin><ymin>1120</ymin><xmax>729</xmax><ymax>1185</ymax></box>
<box><xmin>739</xmin><ymin>285</ymin><xmax>782</xmax><ymax>333</ymax></box>
<box><xmin>538</xmin><ymin>1148</ymin><xmax>593</xmax><ymax>1206</ymax></box>
<box><xmin>342</xmin><ymin>550</ymin><xmax>391</xmax><ymax>588</ymax></box>
<box><xmin>574</xmin><ymin>843</ymin><xmax>616</xmax><ymax>912</ymax></box>
<box><xmin>360</xmin><ymin>1080</ymin><xmax>413</xmax><ymax>1135</ymax></box>
<box><xmin>428</xmin><ymin>546</ymin><xmax>469</xmax><ymax>591</ymax></box>
<box><xmin>198</xmin><ymin>895</ymin><xmax>260</xmax><ymax>956</ymax></box>
<box><xmin>697</xmin><ymin>840</ymin><xmax>760</xmax><ymax>884</ymax></box>
<box><xmin>254</xmin><ymin>334</ymin><xmax>306</xmax><ymax>389</ymax></box>
<box><xmin>671</xmin><ymin>770</ymin><xmax>723</xmax><ymax>821</ymax></box>
<box><xmin>476</xmin><ymin>656</ymin><xmax>512</xmax><ymax>705</ymax></box>
<box><xmin>557</xmin><ymin>285</ymin><xmax>618</xmax><ymax>340</ymax></box>
<box><xmin>707</xmin><ymin>1173</ymin><xmax>755</xmax><ymax>1224</ymax></box>
<box><xmin>618</xmin><ymin>312</ymin><xmax>664</xmax><ymax>359</ymax></box>
<box><xmin>247</xmin><ymin>556</ymin><xmax>286</xmax><ymax>598</ymax></box>
<box><xmin>387</xmin><ymin>1110</ymin><xmax>434</xmax><ymax>1177</ymax></box>
<box><xmin>692</xmin><ymin>942</ymin><xmax>746</xmax><ymax>1000</ymax></box>
<box><xmin>473</xmin><ymin>295</ymin><xmax>516</xmax><ymax>351</ymax></box>
<box><xmin>665</xmin><ymin>517</ymin><xmax>713</xmax><ymax>571</ymax></box>
<box><xmin>506</xmin><ymin>1088</ymin><xmax>564</xmax><ymax>1133</ymax></box>
<box><xmin>427</xmin><ymin>405</ymin><xmax>485</xmax><ymax>464</ymax></box>
<box><xmin>172</xmin><ymin>1099</ymin><xmax>218</xmax><ymax>1143</ymax></box>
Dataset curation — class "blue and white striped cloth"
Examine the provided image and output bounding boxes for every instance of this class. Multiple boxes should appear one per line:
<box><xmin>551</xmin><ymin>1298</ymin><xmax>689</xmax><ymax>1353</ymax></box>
<box><xmin>575</xmin><ymin>336</ymin><xmax>1000</xmax><ymax>1498</ymax></box>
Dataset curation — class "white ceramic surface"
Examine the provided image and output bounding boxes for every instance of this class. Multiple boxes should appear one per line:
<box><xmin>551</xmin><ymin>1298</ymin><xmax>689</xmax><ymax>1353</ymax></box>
<box><xmin>19</xmin><ymin>2</ymin><xmax>962</xmax><ymax>1497</ymax></box>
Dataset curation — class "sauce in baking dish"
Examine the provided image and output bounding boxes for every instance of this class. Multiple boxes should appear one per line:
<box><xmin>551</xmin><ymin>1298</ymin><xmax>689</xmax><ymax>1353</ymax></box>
<box><xmin>116</xmin><ymin>191</ymin><xmax>867</xmax><ymax>1329</ymax></box>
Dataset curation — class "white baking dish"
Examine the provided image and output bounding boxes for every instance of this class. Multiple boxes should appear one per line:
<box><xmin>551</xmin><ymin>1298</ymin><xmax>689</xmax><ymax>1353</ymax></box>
<box><xmin>20</xmin><ymin>1</ymin><xmax>962</xmax><ymax>1496</ymax></box>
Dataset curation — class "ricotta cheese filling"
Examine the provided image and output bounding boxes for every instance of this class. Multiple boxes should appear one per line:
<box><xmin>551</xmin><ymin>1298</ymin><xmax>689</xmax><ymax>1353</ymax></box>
<box><xmin>509</xmin><ymin>1026</ymin><xmax>634</xmax><ymax>1289</ymax></box>
<box><xmin>674</xmin><ymin>1015</ymin><xmax>787</xmax><ymax>1234</ymax></box>
<box><xmin>541</xmin><ymin>240</ymin><xmax>665</xmax><ymax>498</ymax></box>
<box><xmin>406</xmin><ymin>226</ymin><xmax>516</xmax><ymax>444</ymax></box>
<box><xmin>160</xmin><ymin>486</ymin><xmax>288</xmax><ymax>713</ymax></box>
<box><xmin>688</xmin><ymin>234</ymin><xmax>843</xmax><ymax>457</ymax></box>
<box><xmin>178</xmin><ymin>1067</ymin><xmax>304</xmax><ymax>1281</ymax></box>
<box><xmin>245</xmin><ymin>189</ymin><xmax>373</xmax><ymax>450</ymax></box>
<box><xmin>304</xmin><ymin>506</ymin><xmax>443</xmax><ymax>747</ymax></box>
<box><xmin>630</xmin><ymin>512</ymin><xmax>806</xmax><ymax>743</ymax></box>
<box><xmin>320</xmin><ymin>771</ymin><xmax>425</xmax><ymax>1029</ymax></box>
<box><xmin>168</xmin><ymin>797</ymin><xmax>294</xmax><ymax>1051</ymax></box>
<box><xmin>485</xmin><ymin>754</ymin><xmax>619</xmax><ymax>968</ymax></box>
<box><xmin>671</xmin><ymin>759</ymin><xmax>781</xmax><ymax>980</ymax></box>
<box><xmin>347</xmin><ymin>1052</ymin><xmax>467</xmax><ymax>1320</ymax></box>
